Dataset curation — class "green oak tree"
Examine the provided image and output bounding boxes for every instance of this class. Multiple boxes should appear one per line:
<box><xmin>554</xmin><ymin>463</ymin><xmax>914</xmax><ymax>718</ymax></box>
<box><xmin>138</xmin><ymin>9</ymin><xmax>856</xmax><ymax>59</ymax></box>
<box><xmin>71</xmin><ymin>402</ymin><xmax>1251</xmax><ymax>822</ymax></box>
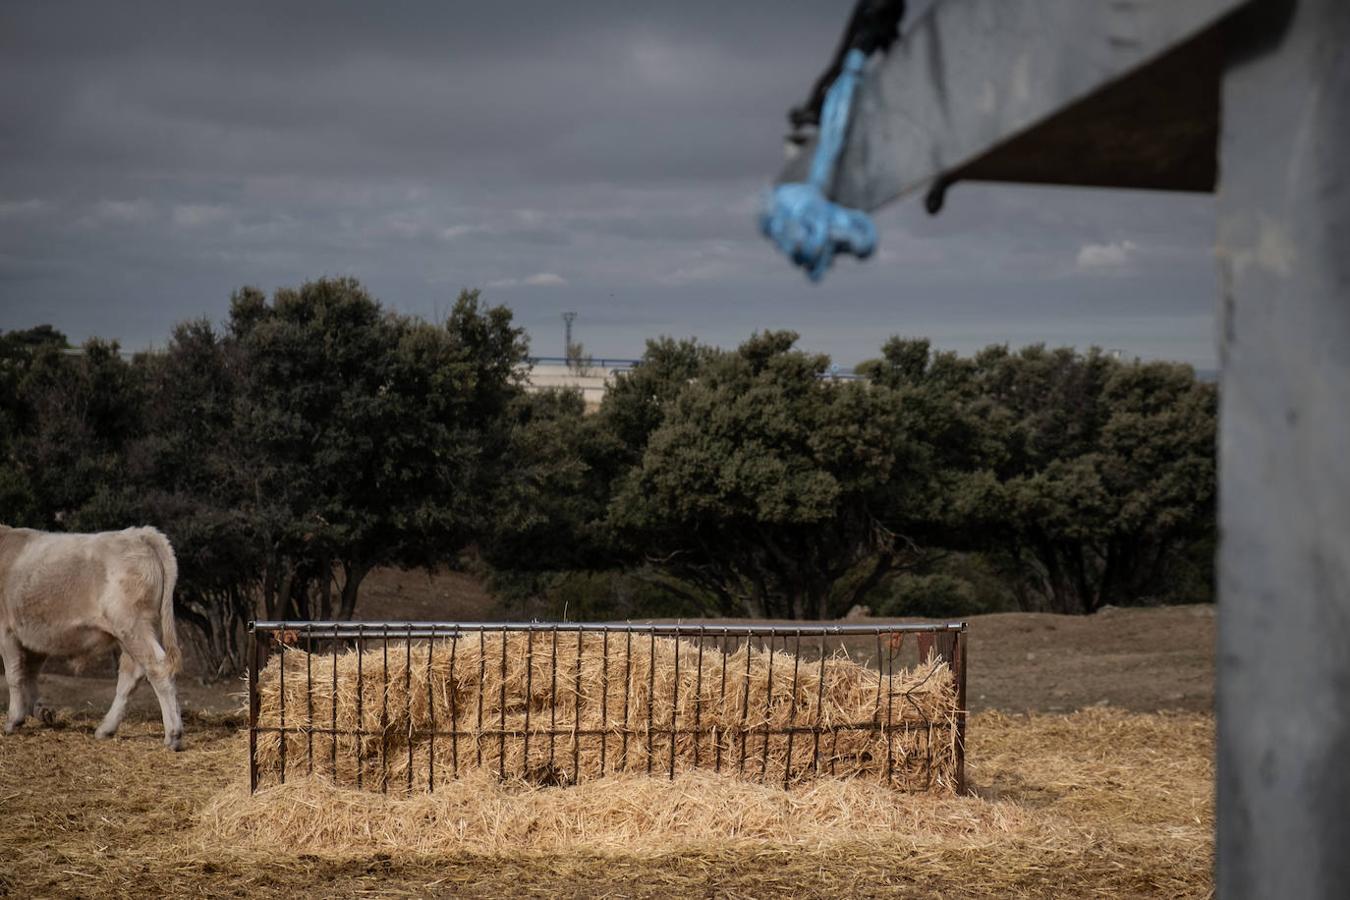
<box><xmin>869</xmin><ymin>340</ymin><xmax>1217</xmax><ymax>613</ymax></box>
<box><xmin>608</xmin><ymin>331</ymin><xmax>941</xmax><ymax>619</ymax></box>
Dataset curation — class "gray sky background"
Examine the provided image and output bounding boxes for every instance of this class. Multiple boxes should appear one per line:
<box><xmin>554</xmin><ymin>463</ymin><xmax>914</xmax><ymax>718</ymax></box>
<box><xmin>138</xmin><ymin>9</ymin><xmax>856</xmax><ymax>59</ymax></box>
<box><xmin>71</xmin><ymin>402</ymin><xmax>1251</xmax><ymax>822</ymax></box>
<box><xmin>0</xmin><ymin>1</ymin><xmax>1218</xmax><ymax>368</ymax></box>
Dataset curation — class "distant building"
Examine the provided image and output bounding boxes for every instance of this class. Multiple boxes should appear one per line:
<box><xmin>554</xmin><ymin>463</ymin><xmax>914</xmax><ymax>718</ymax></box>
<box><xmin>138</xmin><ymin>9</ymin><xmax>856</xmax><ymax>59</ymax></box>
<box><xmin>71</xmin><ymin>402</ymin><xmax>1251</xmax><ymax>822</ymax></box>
<box><xmin>522</xmin><ymin>357</ymin><xmax>640</xmax><ymax>409</ymax></box>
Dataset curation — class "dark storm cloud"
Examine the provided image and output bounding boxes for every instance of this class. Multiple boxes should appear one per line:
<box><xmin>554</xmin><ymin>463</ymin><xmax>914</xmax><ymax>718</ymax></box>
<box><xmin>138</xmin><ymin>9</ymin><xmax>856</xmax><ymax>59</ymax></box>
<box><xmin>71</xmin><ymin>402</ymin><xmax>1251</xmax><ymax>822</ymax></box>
<box><xmin>0</xmin><ymin>1</ymin><xmax>1217</xmax><ymax>367</ymax></box>
<box><xmin>2</xmin><ymin>2</ymin><xmax>824</xmax><ymax>184</ymax></box>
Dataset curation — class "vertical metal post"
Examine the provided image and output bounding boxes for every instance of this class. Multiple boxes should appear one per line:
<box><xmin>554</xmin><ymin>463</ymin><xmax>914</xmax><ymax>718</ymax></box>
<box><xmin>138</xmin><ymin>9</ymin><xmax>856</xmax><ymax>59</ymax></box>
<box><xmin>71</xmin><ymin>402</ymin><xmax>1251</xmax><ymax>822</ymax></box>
<box><xmin>406</xmin><ymin>624</ymin><xmax>414</xmax><ymax>794</ymax></box>
<box><xmin>599</xmin><ymin>628</ymin><xmax>609</xmax><ymax>776</ymax></box>
<box><xmin>872</xmin><ymin>632</ymin><xmax>885</xmax><ymax>723</ymax></box>
<box><xmin>885</xmin><ymin>632</ymin><xmax>896</xmax><ymax>785</ymax></box>
<box><xmin>247</xmin><ymin>625</ymin><xmax>260</xmax><ymax>794</ymax></box>
<box><xmin>278</xmin><ymin>627</ymin><xmax>286</xmax><ymax>784</ymax></box>
<box><xmin>427</xmin><ymin>625</ymin><xmax>435</xmax><ymax>792</ymax></box>
<box><xmin>760</xmin><ymin>634</ymin><xmax>775</xmax><ymax>782</ymax></box>
<box><xmin>330</xmin><ymin>623</ymin><xmax>338</xmax><ymax>780</ymax></box>
<box><xmin>669</xmin><ymin>633</ymin><xmax>680</xmax><ymax>779</ymax></box>
<box><xmin>738</xmin><ymin>634</ymin><xmax>752</xmax><ymax>774</ymax></box>
<box><xmin>354</xmin><ymin>624</ymin><xmax>363</xmax><ymax>789</ymax></box>
<box><xmin>716</xmin><ymin>628</ymin><xmax>729</xmax><ymax>774</ymax></box>
<box><xmin>645</xmin><ymin>629</ymin><xmax>656</xmax><ymax>775</ymax></box>
<box><xmin>1217</xmin><ymin>4</ymin><xmax>1350</xmax><ymax>896</ymax></box>
<box><xmin>380</xmin><ymin>627</ymin><xmax>389</xmax><ymax>792</ymax></box>
<box><xmin>550</xmin><ymin>627</ymin><xmax>559</xmax><ymax>773</ymax></box>
<box><xmin>475</xmin><ymin>628</ymin><xmax>485</xmax><ymax>769</ymax></box>
<box><xmin>498</xmin><ymin>628</ymin><xmax>507</xmax><ymax>782</ymax></box>
<box><xmin>305</xmin><ymin>626</ymin><xmax>314</xmax><ymax>775</ymax></box>
<box><xmin>621</xmin><ymin>629</ymin><xmax>632</xmax><ymax>770</ymax></box>
<box><xmin>783</xmin><ymin>631</ymin><xmax>801</xmax><ymax>787</ymax></box>
<box><xmin>448</xmin><ymin>632</ymin><xmax>459</xmax><ymax>777</ymax></box>
<box><xmin>954</xmin><ymin>626</ymin><xmax>968</xmax><ymax>795</ymax></box>
<box><xmin>573</xmin><ymin>629</ymin><xmax>584</xmax><ymax>782</ymax></box>
<box><xmin>523</xmin><ymin>628</ymin><xmax>534</xmax><ymax>776</ymax></box>
<box><xmin>692</xmin><ymin>628</ymin><xmax>705</xmax><ymax>770</ymax></box>
<box><xmin>813</xmin><ymin>630</ymin><xmax>826</xmax><ymax>777</ymax></box>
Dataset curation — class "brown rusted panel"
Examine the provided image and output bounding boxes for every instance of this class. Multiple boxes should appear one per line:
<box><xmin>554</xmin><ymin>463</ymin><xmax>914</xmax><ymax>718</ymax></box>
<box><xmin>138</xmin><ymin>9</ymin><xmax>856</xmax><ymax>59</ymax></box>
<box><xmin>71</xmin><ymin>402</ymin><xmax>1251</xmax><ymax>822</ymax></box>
<box><xmin>935</xmin><ymin>631</ymin><xmax>956</xmax><ymax>665</ymax></box>
<box><xmin>916</xmin><ymin>631</ymin><xmax>935</xmax><ymax>662</ymax></box>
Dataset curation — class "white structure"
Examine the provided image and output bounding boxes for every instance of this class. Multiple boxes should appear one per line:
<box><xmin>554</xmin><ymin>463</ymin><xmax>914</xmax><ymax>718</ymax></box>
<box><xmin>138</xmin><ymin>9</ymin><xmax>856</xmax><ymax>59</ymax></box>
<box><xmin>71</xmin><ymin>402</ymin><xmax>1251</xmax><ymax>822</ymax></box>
<box><xmin>523</xmin><ymin>358</ymin><xmax>639</xmax><ymax>408</ymax></box>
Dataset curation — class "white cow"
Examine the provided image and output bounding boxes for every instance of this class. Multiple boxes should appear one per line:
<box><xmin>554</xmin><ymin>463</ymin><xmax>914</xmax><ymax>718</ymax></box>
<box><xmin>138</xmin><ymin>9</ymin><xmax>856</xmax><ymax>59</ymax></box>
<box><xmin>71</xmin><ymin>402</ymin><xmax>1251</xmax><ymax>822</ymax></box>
<box><xmin>0</xmin><ymin>525</ymin><xmax>184</xmax><ymax>750</ymax></box>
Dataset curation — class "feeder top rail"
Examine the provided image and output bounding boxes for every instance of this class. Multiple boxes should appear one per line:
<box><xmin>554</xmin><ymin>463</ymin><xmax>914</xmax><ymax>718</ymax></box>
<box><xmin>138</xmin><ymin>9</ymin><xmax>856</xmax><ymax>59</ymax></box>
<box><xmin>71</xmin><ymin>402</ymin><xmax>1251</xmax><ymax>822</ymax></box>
<box><xmin>250</xmin><ymin>620</ymin><xmax>967</xmax><ymax>638</ymax></box>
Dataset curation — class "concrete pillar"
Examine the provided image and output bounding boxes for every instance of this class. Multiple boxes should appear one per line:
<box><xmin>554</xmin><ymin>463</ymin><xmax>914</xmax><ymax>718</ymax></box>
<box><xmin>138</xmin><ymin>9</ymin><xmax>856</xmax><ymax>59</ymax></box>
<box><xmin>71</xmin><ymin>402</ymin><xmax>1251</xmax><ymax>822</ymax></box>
<box><xmin>1216</xmin><ymin>0</ymin><xmax>1350</xmax><ymax>896</ymax></box>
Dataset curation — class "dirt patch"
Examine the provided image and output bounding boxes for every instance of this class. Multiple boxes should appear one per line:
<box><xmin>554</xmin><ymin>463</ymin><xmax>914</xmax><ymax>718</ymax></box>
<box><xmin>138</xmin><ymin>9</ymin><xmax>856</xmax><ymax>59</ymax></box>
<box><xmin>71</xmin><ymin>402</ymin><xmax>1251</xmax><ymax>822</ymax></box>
<box><xmin>961</xmin><ymin>604</ymin><xmax>1214</xmax><ymax>713</ymax></box>
<box><xmin>358</xmin><ymin>566</ymin><xmax>499</xmax><ymax>622</ymax></box>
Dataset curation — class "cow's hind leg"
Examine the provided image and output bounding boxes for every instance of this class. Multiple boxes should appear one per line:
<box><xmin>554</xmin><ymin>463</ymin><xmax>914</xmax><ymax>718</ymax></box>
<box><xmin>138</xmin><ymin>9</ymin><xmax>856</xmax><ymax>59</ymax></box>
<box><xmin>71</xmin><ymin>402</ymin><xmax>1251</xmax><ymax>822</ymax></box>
<box><xmin>117</xmin><ymin>630</ymin><xmax>183</xmax><ymax>751</ymax></box>
<box><xmin>19</xmin><ymin>648</ymin><xmax>51</xmax><ymax>725</ymax></box>
<box><xmin>1</xmin><ymin>629</ymin><xmax>28</xmax><ymax>733</ymax></box>
<box><xmin>95</xmin><ymin>653</ymin><xmax>144</xmax><ymax>739</ymax></box>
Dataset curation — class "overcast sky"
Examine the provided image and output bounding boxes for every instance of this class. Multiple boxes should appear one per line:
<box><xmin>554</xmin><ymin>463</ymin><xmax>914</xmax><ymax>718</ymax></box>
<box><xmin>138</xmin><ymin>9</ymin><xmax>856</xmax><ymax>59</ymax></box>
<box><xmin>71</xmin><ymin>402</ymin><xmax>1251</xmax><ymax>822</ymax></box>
<box><xmin>0</xmin><ymin>1</ymin><xmax>1218</xmax><ymax>368</ymax></box>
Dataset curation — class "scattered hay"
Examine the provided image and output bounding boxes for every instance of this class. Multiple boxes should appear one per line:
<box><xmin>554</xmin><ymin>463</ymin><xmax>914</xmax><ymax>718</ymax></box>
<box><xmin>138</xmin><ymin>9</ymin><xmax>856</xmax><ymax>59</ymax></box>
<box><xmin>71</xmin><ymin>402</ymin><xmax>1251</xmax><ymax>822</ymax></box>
<box><xmin>206</xmin><ymin>708</ymin><xmax>1212</xmax><ymax>872</ymax></box>
<box><xmin>0</xmin><ymin>708</ymin><xmax>1216</xmax><ymax>898</ymax></box>
<box><xmin>253</xmin><ymin>632</ymin><xmax>959</xmax><ymax>792</ymax></box>
<box><xmin>199</xmin><ymin>770</ymin><xmax>1024</xmax><ymax>858</ymax></box>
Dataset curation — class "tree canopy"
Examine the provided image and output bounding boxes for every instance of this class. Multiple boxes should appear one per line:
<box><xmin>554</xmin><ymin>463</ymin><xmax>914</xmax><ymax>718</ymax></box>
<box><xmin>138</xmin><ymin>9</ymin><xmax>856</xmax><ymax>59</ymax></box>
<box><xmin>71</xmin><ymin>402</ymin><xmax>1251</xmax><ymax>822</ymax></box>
<box><xmin>0</xmin><ymin>280</ymin><xmax>529</xmax><ymax>674</ymax></box>
<box><xmin>0</xmin><ymin>288</ymin><xmax>1217</xmax><ymax>673</ymax></box>
<box><xmin>597</xmin><ymin>334</ymin><xmax>1215</xmax><ymax>618</ymax></box>
<box><xmin>607</xmin><ymin>332</ymin><xmax>911</xmax><ymax>618</ymax></box>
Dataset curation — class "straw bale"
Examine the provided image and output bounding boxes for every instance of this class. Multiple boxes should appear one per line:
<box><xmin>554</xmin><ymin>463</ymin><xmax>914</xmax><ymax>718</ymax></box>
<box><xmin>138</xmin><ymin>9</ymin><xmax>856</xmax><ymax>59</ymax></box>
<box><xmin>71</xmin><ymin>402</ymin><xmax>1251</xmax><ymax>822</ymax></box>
<box><xmin>252</xmin><ymin>632</ymin><xmax>959</xmax><ymax>793</ymax></box>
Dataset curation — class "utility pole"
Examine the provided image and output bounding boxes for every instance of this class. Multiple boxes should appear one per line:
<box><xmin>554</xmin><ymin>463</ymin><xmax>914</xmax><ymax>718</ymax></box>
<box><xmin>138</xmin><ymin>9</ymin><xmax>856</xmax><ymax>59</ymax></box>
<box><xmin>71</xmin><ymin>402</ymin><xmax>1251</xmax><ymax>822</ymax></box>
<box><xmin>562</xmin><ymin>311</ymin><xmax>576</xmax><ymax>361</ymax></box>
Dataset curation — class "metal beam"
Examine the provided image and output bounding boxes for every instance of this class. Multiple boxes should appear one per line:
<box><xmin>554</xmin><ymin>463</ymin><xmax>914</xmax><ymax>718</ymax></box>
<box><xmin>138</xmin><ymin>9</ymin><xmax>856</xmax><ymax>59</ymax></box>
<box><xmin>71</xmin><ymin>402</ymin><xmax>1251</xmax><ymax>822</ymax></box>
<box><xmin>780</xmin><ymin>0</ymin><xmax>1251</xmax><ymax>210</ymax></box>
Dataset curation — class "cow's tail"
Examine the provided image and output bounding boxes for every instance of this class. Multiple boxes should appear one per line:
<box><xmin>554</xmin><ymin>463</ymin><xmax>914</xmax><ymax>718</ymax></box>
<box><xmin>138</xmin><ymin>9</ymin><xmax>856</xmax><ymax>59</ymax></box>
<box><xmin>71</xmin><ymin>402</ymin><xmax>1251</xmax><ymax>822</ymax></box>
<box><xmin>141</xmin><ymin>528</ymin><xmax>182</xmax><ymax>673</ymax></box>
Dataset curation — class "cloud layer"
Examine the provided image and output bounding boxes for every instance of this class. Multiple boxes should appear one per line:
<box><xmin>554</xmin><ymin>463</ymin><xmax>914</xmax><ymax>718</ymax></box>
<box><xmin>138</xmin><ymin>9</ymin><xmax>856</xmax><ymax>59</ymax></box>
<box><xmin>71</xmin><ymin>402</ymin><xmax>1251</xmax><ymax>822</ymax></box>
<box><xmin>0</xmin><ymin>2</ymin><xmax>1218</xmax><ymax>367</ymax></box>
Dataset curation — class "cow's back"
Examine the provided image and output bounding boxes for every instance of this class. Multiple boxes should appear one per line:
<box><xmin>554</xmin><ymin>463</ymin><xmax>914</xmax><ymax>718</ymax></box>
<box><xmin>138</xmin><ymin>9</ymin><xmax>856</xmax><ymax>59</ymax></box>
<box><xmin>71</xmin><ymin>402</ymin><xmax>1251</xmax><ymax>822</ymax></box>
<box><xmin>0</xmin><ymin>526</ymin><xmax>34</xmax><ymax>603</ymax></box>
<box><xmin>0</xmin><ymin>526</ymin><xmax>165</xmax><ymax>658</ymax></box>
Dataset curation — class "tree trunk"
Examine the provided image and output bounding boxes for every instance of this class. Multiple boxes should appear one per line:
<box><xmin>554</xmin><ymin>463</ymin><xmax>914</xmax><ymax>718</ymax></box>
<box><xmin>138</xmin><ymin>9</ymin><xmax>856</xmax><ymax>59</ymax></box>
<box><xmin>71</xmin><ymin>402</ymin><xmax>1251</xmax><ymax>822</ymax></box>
<box><xmin>261</xmin><ymin>559</ymin><xmax>278</xmax><ymax>620</ymax></box>
<box><xmin>744</xmin><ymin>582</ymin><xmax>767</xmax><ymax>619</ymax></box>
<box><xmin>1038</xmin><ymin>542</ymin><xmax>1081</xmax><ymax>614</ymax></box>
<box><xmin>290</xmin><ymin>575</ymin><xmax>311</xmax><ymax>620</ymax></box>
<box><xmin>318</xmin><ymin>560</ymin><xmax>333</xmax><ymax>620</ymax></box>
<box><xmin>276</xmin><ymin>565</ymin><xmax>295</xmax><ymax>620</ymax></box>
<box><xmin>840</xmin><ymin>552</ymin><xmax>895</xmax><ymax>619</ymax></box>
<box><xmin>338</xmin><ymin>561</ymin><xmax>370</xmax><ymax>621</ymax></box>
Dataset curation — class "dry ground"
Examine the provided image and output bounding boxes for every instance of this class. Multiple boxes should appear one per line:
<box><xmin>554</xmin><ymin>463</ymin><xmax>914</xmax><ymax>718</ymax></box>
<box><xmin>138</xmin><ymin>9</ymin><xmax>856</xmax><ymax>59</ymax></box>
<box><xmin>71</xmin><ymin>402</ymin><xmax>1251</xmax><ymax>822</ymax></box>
<box><xmin>1</xmin><ymin>604</ymin><xmax>1215</xmax><ymax>898</ymax></box>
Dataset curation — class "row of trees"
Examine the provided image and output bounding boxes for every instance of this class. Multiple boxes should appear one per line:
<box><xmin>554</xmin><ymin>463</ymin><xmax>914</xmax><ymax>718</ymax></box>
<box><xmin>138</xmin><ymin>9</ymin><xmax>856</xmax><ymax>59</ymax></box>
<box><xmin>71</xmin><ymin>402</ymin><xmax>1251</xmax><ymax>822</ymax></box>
<box><xmin>0</xmin><ymin>278</ymin><xmax>1216</xmax><ymax>675</ymax></box>
<box><xmin>512</xmin><ymin>331</ymin><xmax>1215</xmax><ymax>621</ymax></box>
<box><xmin>2</xmin><ymin>281</ymin><xmax>527</xmax><ymax>676</ymax></box>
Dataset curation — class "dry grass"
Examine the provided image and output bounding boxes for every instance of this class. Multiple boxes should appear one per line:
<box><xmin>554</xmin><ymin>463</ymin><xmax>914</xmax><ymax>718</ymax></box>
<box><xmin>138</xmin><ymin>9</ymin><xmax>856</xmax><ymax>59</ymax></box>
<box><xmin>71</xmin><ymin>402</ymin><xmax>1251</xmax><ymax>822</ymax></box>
<box><xmin>253</xmin><ymin>633</ymin><xmax>960</xmax><ymax>792</ymax></box>
<box><xmin>0</xmin><ymin>705</ymin><xmax>1214</xmax><ymax>898</ymax></box>
<box><xmin>201</xmin><ymin>770</ymin><xmax>1025</xmax><ymax>857</ymax></box>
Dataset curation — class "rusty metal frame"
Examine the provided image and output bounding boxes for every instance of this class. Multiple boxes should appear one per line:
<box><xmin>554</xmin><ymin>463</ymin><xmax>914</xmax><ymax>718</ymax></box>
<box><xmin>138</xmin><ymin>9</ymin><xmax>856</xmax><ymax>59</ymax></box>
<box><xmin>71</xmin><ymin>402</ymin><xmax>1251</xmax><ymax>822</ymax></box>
<box><xmin>246</xmin><ymin>620</ymin><xmax>968</xmax><ymax>794</ymax></box>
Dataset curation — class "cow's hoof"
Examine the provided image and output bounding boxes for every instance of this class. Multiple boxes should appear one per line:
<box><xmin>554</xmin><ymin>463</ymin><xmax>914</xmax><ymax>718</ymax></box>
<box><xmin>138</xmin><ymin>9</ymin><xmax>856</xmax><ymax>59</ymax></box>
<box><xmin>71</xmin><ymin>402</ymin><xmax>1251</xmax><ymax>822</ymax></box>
<box><xmin>94</xmin><ymin>727</ymin><xmax>115</xmax><ymax>740</ymax></box>
<box><xmin>37</xmin><ymin>707</ymin><xmax>56</xmax><ymax>726</ymax></box>
<box><xmin>165</xmin><ymin>733</ymin><xmax>184</xmax><ymax>752</ymax></box>
<box><xmin>3</xmin><ymin>721</ymin><xmax>19</xmax><ymax>735</ymax></box>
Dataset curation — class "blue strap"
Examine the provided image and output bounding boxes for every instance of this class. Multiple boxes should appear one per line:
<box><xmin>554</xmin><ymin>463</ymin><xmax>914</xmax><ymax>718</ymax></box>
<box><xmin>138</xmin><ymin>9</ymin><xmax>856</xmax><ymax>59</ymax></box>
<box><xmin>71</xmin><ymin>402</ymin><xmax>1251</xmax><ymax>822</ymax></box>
<box><xmin>761</xmin><ymin>49</ymin><xmax>877</xmax><ymax>281</ymax></box>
